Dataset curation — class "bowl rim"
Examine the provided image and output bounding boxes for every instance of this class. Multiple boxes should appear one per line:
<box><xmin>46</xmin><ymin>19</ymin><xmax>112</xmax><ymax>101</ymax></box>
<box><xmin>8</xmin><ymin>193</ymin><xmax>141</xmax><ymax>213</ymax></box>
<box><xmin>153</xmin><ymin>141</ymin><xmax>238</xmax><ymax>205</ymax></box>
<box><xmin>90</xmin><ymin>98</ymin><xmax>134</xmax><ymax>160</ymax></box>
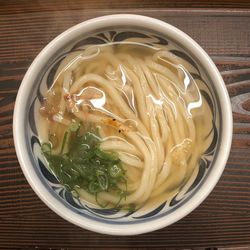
<box><xmin>13</xmin><ymin>14</ymin><xmax>233</xmax><ymax>235</ymax></box>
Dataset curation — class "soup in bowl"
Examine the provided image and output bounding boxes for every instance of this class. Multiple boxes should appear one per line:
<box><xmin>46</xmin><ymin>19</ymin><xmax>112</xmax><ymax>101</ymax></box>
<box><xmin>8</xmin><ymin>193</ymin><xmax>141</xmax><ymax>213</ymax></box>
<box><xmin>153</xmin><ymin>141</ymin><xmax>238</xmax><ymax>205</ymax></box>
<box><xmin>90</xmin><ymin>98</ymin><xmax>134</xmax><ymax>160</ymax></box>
<box><xmin>13</xmin><ymin>14</ymin><xmax>232</xmax><ymax>235</ymax></box>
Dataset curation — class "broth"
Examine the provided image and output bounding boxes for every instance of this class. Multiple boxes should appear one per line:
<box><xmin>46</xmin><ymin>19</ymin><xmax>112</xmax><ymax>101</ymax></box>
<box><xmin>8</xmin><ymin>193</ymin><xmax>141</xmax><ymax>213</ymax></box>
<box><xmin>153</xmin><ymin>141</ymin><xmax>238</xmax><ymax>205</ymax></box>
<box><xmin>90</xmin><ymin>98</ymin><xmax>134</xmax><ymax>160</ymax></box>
<box><xmin>38</xmin><ymin>41</ymin><xmax>214</xmax><ymax>209</ymax></box>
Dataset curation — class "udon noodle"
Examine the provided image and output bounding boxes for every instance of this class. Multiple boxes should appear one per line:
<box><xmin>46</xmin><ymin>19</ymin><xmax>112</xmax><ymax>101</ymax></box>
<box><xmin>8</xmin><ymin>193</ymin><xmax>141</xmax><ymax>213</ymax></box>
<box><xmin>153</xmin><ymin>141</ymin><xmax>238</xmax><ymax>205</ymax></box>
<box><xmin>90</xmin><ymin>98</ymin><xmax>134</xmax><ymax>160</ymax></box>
<box><xmin>38</xmin><ymin>40</ymin><xmax>214</xmax><ymax>209</ymax></box>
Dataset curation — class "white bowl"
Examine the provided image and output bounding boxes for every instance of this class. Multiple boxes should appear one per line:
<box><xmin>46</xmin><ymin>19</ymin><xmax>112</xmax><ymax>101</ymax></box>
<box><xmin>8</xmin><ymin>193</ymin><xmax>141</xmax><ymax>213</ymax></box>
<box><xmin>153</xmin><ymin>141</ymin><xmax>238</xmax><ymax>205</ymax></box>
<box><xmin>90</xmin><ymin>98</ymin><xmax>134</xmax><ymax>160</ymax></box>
<box><xmin>13</xmin><ymin>14</ymin><xmax>232</xmax><ymax>235</ymax></box>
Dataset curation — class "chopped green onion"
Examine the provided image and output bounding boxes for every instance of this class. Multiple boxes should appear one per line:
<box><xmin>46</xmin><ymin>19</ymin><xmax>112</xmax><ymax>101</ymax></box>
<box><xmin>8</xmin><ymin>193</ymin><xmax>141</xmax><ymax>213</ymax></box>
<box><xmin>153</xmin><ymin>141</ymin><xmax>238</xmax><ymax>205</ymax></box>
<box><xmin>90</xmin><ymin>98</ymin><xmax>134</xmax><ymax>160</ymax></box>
<box><xmin>88</xmin><ymin>181</ymin><xmax>101</xmax><ymax>194</ymax></box>
<box><xmin>109</xmin><ymin>164</ymin><xmax>123</xmax><ymax>178</ymax></box>
<box><xmin>41</xmin><ymin>124</ymin><xmax>127</xmax><ymax>208</ymax></box>
<box><xmin>41</xmin><ymin>142</ymin><xmax>52</xmax><ymax>153</ymax></box>
<box><xmin>96</xmin><ymin>170</ymin><xmax>108</xmax><ymax>191</ymax></box>
<box><xmin>95</xmin><ymin>148</ymin><xmax>118</xmax><ymax>161</ymax></box>
<box><xmin>60</xmin><ymin>131</ymin><xmax>68</xmax><ymax>154</ymax></box>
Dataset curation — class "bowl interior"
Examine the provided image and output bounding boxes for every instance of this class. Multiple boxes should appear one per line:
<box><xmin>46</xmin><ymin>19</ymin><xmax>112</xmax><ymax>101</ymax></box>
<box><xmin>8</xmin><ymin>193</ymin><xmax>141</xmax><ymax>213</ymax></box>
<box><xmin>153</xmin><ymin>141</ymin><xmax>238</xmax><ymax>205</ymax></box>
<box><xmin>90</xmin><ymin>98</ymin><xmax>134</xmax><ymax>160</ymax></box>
<box><xmin>29</xmin><ymin>27</ymin><xmax>220</xmax><ymax>220</ymax></box>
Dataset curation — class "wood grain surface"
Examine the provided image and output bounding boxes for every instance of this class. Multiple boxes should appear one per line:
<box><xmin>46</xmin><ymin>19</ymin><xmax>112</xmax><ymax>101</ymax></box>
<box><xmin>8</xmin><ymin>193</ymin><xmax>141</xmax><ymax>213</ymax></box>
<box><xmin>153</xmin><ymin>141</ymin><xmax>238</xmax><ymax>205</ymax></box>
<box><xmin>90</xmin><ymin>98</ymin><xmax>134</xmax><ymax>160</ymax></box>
<box><xmin>0</xmin><ymin>2</ymin><xmax>250</xmax><ymax>250</ymax></box>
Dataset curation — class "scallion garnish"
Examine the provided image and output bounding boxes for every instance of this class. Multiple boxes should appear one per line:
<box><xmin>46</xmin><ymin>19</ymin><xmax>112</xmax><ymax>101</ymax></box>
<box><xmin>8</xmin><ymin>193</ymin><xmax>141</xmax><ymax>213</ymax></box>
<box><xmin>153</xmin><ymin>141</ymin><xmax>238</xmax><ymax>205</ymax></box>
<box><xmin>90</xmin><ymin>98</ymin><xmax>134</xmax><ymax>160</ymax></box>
<box><xmin>41</xmin><ymin>123</ymin><xmax>127</xmax><ymax>207</ymax></box>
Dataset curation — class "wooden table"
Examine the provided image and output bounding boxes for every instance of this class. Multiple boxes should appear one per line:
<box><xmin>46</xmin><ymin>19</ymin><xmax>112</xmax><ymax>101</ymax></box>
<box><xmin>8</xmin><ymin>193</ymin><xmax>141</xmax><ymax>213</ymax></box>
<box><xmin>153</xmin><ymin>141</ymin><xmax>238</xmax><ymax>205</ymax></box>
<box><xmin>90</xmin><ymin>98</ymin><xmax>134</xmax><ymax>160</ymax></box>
<box><xmin>0</xmin><ymin>1</ymin><xmax>249</xmax><ymax>249</ymax></box>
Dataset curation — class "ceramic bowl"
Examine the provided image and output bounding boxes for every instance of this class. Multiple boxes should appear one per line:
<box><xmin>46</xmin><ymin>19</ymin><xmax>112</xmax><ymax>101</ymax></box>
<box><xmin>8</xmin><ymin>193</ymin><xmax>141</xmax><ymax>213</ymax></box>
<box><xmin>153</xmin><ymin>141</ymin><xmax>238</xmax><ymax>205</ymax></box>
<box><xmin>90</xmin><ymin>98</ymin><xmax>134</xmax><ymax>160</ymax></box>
<box><xmin>13</xmin><ymin>14</ymin><xmax>232</xmax><ymax>235</ymax></box>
